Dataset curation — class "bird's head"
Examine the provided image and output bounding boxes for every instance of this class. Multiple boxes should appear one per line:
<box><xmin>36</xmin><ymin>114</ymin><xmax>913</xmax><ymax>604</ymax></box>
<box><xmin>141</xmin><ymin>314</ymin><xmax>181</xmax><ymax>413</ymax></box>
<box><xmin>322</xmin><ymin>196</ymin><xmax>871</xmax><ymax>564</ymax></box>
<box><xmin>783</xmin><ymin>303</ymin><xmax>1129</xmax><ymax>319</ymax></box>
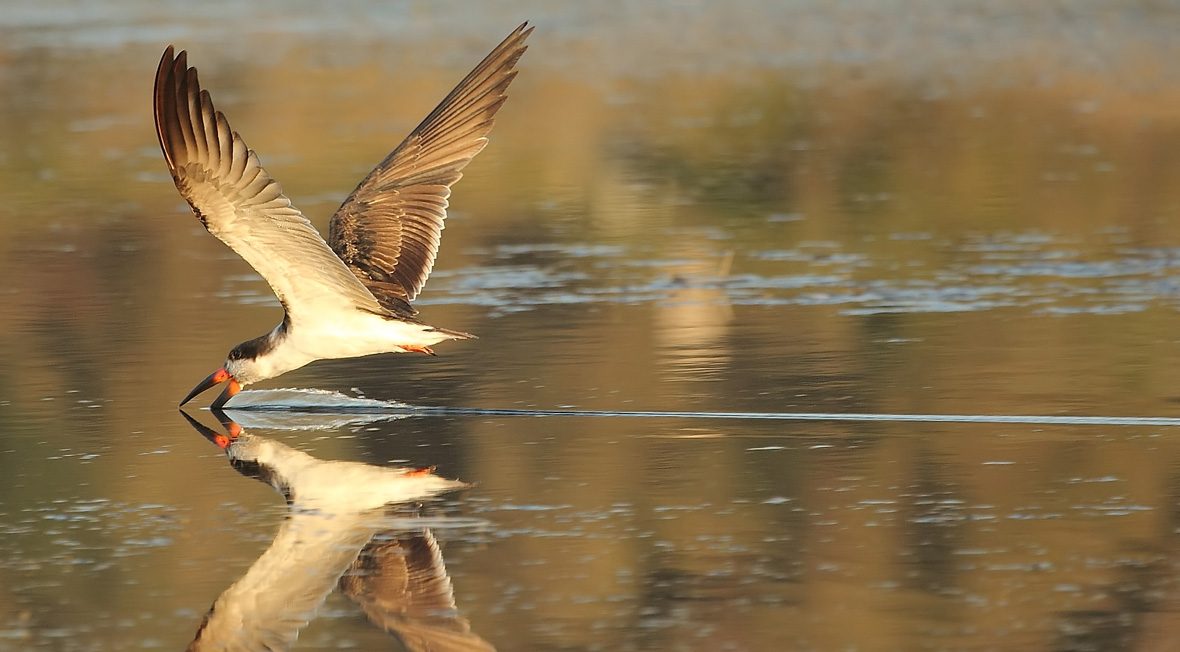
<box><xmin>179</xmin><ymin>337</ymin><xmax>273</xmax><ymax>408</ymax></box>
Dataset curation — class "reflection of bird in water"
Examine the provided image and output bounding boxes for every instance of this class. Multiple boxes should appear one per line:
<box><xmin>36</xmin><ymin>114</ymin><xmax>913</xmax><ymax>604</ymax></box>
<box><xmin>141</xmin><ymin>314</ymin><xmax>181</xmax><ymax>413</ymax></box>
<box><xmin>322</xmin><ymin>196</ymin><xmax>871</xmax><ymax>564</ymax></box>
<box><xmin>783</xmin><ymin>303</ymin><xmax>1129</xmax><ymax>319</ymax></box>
<box><xmin>181</xmin><ymin>412</ymin><xmax>493</xmax><ymax>651</ymax></box>
<box><xmin>159</xmin><ymin>24</ymin><xmax>532</xmax><ymax>409</ymax></box>
<box><xmin>342</xmin><ymin>532</ymin><xmax>494</xmax><ymax>652</ymax></box>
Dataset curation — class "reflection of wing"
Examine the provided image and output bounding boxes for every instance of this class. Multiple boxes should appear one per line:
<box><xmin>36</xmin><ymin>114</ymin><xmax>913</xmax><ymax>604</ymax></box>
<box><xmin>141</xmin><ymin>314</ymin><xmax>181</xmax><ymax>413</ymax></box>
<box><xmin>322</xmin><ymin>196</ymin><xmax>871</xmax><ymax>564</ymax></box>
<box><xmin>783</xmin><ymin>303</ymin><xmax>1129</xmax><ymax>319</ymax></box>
<box><xmin>181</xmin><ymin>416</ymin><xmax>473</xmax><ymax>651</ymax></box>
<box><xmin>187</xmin><ymin>513</ymin><xmax>379</xmax><ymax>652</ymax></box>
<box><xmin>341</xmin><ymin>529</ymin><xmax>495</xmax><ymax>652</ymax></box>
<box><xmin>328</xmin><ymin>23</ymin><xmax>531</xmax><ymax>314</ymax></box>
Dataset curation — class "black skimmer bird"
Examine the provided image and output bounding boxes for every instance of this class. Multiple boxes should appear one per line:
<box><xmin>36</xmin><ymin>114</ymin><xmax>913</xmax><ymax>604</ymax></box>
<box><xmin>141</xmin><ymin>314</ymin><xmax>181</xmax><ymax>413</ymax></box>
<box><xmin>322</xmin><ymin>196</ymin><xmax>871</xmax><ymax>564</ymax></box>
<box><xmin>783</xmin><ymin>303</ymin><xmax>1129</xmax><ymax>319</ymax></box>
<box><xmin>182</xmin><ymin>413</ymin><xmax>490</xmax><ymax>650</ymax></box>
<box><xmin>160</xmin><ymin>24</ymin><xmax>532</xmax><ymax>408</ymax></box>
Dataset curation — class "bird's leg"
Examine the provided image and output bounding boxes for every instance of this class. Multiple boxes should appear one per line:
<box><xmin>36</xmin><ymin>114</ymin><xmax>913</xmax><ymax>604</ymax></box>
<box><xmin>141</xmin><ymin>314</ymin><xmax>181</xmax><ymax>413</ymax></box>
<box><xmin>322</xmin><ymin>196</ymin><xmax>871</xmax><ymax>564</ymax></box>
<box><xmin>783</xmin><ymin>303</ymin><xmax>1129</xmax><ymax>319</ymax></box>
<box><xmin>406</xmin><ymin>466</ymin><xmax>437</xmax><ymax>477</ymax></box>
<box><xmin>401</xmin><ymin>344</ymin><xmax>436</xmax><ymax>356</ymax></box>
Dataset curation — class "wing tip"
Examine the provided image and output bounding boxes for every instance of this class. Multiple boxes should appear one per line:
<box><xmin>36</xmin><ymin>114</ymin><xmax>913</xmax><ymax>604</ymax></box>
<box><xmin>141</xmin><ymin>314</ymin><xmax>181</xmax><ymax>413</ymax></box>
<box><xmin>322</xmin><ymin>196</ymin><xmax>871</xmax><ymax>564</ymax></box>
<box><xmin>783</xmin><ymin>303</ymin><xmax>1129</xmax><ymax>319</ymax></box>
<box><xmin>154</xmin><ymin>45</ymin><xmax>183</xmax><ymax>170</ymax></box>
<box><xmin>508</xmin><ymin>21</ymin><xmax>534</xmax><ymax>59</ymax></box>
<box><xmin>328</xmin><ymin>23</ymin><xmax>535</xmax><ymax>307</ymax></box>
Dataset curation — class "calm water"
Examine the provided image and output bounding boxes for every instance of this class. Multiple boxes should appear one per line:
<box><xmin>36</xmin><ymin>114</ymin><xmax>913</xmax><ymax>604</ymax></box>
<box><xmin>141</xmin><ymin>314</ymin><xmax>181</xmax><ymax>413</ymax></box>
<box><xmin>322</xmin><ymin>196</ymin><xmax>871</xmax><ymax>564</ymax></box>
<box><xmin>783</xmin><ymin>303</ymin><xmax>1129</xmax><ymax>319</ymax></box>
<box><xmin>4</xmin><ymin>1</ymin><xmax>1180</xmax><ymax>650</ymax></box>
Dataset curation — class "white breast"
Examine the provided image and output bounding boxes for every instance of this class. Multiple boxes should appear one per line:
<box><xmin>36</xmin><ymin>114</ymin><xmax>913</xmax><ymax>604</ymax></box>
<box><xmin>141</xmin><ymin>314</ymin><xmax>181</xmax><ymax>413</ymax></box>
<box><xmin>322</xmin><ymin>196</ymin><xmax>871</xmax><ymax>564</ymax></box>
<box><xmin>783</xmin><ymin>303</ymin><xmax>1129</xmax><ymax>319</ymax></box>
<box><xmin>288</xmin><ymin>310</ymin><xmax>450</xmax><ymax>360</ymax></box>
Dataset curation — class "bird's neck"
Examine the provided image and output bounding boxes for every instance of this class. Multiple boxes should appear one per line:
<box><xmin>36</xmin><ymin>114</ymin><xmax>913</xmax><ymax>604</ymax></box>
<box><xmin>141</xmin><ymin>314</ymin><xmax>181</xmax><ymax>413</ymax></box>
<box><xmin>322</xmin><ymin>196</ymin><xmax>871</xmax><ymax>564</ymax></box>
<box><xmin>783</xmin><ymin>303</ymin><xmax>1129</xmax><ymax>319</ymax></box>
<box><xmin>230</xmin><ymin>322</ymin><xmax>306</xmax><ymax>385</ymax></box>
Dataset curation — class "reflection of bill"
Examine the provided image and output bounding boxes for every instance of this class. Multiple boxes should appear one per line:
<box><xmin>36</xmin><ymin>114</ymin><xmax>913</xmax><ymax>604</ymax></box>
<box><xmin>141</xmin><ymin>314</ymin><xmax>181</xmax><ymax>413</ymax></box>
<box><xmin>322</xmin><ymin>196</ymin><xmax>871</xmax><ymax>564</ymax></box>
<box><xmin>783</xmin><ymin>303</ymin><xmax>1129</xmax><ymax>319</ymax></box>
<box><xmin>220</xmin><ymin>387</ymin><xmax>412</xmax><ymax>431</ymax></box>
<box><xmin>180</xmin><ymin>411</ymin><xmax>493</xmax><ymax>651</ymax></box>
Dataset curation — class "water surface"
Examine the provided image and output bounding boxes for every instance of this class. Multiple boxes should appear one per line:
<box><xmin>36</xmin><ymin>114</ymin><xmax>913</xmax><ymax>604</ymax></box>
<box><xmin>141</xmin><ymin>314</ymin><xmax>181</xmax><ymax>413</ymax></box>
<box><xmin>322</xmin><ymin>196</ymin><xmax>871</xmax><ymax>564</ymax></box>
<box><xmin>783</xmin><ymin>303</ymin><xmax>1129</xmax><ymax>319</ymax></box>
<box><xmin>3</xmin><ymin>1</ymin><xmax>1180</xmax><ymax>650</ymax></box>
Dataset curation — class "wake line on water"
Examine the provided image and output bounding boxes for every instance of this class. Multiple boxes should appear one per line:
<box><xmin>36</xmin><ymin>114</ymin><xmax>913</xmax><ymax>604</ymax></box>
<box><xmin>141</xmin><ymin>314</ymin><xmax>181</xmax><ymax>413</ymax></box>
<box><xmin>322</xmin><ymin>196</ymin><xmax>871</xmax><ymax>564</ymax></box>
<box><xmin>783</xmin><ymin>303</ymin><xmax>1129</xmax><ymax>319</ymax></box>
<box><xmin>362</xmin><ymin>407</ymin><xmax>1180</xmax><ymax>427</ymax></box>
<box><xmin>221</xmin><ymin>389</ymin><xmax>1180</xmax><ymax>427</ymax></box>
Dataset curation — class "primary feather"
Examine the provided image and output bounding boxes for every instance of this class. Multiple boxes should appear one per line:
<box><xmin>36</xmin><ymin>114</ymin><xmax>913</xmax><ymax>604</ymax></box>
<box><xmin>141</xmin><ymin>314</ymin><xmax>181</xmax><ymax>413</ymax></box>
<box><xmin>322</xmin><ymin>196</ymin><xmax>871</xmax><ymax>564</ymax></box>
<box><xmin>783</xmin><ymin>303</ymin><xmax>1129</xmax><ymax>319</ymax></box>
<box><xmin>154</xmin><ymin>48</ymin><xmax>386</xmax><ymax>320</ymax></box>
<box><xmin>329</xmin><ymin>22</ymin><xmax>533</xmax><ymax>315</ymax></box>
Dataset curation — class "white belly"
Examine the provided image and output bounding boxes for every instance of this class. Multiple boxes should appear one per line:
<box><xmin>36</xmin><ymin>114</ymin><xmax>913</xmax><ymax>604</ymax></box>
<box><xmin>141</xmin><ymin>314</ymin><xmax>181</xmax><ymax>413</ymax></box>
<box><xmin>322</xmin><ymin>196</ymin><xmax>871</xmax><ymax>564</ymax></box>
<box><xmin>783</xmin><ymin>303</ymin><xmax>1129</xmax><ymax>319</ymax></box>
<box><xmin>230</xmin><ymin>311</ymin><xmax>462</xmax><ymax>386</ymax></box>
<box><xmin>290</xmin><ymin>311</ymin><xmax>449</xmax><ymax>360</ymax></box>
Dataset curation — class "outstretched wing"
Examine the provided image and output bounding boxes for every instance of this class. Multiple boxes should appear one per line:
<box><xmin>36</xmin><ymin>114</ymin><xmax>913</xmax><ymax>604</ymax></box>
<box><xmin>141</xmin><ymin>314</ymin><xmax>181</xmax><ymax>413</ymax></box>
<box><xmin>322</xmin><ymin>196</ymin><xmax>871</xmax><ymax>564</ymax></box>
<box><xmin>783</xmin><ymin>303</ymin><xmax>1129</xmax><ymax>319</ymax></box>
<box><xmin>328</xmin><ymin>23</ymin><xmax>532</xmax><ymax>314</ymax></box>
<box><xmin>155</xmin><ymin>47</ymin><xmax>385</xmax><ymax>319</ymax></box>
<box><xmin>340</xmin><ymin>529</ymin><xmax>495</xmax><ymax>652</ymax></box>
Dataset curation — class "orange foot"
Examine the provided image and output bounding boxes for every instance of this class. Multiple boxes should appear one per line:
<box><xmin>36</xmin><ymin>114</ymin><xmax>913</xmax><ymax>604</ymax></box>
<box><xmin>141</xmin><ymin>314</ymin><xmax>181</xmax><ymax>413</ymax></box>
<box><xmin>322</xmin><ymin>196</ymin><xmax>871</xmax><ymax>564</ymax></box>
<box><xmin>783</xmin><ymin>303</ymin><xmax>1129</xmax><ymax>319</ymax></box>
<box><xmin>402</xmin><ymin>344</ymin><xmax>436</xmax><ymax>356</ymax></box>
<box><xmin>406</xmin><ymin>466</ymin><xmax>437</xmax><ymax>477</ymax></box>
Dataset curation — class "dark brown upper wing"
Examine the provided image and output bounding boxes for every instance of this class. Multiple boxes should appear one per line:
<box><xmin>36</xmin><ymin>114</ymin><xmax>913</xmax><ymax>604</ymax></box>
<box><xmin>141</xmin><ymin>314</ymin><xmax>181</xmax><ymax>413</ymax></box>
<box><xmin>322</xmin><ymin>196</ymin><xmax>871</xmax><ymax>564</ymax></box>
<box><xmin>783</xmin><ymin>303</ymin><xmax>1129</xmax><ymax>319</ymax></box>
<box><xmin>155</xmin><ymin>46</ymin><xmax>386</xmax><ymax>320</ymax></box>
<box><xmin>340</xmin><ymin>529</ymin><xmax>495</xmax><ymax>652</ymax></box>
<box><xmin>328</xmin><ymin>23</ymin><xmax>532</xmax><ymax>314</ymax></box>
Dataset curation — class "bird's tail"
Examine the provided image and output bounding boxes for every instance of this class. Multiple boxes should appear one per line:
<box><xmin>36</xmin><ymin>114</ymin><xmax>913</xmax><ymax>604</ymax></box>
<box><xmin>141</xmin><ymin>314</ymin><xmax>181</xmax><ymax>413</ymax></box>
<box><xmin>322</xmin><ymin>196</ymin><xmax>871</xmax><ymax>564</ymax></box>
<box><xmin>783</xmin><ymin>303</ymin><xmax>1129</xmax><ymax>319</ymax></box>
<box><xmin>428</xmin><ymin>325</ymin><xmax>478</xmax><ymax>341</ymax></box>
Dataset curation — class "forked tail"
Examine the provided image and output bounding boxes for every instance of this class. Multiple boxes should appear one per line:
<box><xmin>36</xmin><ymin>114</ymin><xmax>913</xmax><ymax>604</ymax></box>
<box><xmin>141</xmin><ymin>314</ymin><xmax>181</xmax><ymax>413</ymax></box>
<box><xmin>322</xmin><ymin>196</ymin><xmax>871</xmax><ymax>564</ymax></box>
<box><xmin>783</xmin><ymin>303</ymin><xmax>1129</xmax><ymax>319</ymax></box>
<box><xmin>429</xmin><ymin>325</ymin><xmax>477</xmax><ymax>340</ymax></box>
